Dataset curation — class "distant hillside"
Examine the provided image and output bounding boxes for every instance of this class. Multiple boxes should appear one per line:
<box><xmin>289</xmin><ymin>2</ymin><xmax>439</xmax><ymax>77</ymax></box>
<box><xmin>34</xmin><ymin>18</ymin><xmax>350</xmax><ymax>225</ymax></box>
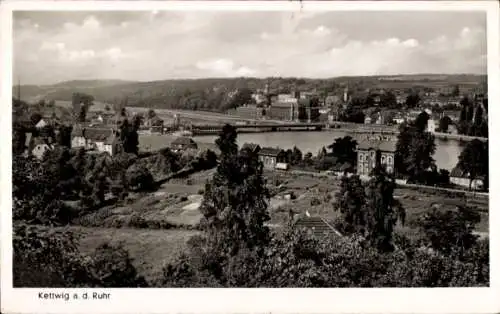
<box><xmin>14</xmin><ymin>74</ymin><xmax>487</xmax><ymax>111</ymax></box>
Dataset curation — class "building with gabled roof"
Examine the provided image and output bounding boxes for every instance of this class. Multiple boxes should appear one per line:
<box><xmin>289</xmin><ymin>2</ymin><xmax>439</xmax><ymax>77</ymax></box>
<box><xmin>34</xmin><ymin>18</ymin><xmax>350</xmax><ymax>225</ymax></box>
<box><xmin>28</xmin><ymin>135</ymin><xmax>54</xmax><ymax>159</ymax></box>
<box><xmin>356</xmin><ymin>136</ymin><xmax>397</xmax><ymax>176</ymax></box>
<box><xmin>293</xmin><ymin>214</ymin><xmax>343</xmax><ymax>238</ymax></box>
<box><xmin>70</xmin><ymin>125</ymin><xmax>119</xmax><ymax>156</ymax></box>
<box><xmin>241</xmin><ymin>143</ymin><xmax>261</xmax><ymax>153</ymax></box>
<box><xmin>171</xmin><ymin>136</ymin><xmax>198</xmax><ymax>152</ymax></box>
<box><xmin>449</xmin><ymin>166</ymin><xmax>485</xmax><ymax>190</ymax></box>
<box><xmin>258</xmin><ymin>147</ymin><xmax>281</xmax><ymax>170</ymax></box>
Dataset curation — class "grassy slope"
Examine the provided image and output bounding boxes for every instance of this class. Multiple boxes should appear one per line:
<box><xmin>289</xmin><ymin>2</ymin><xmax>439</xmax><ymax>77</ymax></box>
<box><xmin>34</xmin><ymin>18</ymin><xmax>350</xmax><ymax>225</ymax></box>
<box><xmin>74</xmin><ymin>226</ymin><xmax>199</xmax><ymax>281</ymax></box>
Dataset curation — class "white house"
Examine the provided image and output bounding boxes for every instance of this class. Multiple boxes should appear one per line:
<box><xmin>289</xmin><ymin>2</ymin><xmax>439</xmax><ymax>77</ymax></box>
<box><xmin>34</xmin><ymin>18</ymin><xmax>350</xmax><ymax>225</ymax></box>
<box><xmin>450</xmin><ymin>166</ymin><xmax>485</xmax><ymax>190</ymax></box>
<box><xmin>28</xmin><ymin>136</ymin><xmax>54</xmax><ymax>159</ymax></box>
<box><xmin>35</xmin><ymin>119</ymin><xmax>48</xmax><ymax>129</ymax></box>
<box><xmin>427</xmin><ymin>119</ymin><xmax>437</xmax><ymax>133</ymax></box>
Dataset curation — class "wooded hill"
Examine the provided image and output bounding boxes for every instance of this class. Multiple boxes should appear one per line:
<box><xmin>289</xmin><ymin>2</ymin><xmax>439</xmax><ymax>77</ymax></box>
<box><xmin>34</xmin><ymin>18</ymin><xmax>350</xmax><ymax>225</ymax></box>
<box><xmin>14</xmin><ymin>74</ymin><xmax>486</xmax><ymax>112</ymax></box>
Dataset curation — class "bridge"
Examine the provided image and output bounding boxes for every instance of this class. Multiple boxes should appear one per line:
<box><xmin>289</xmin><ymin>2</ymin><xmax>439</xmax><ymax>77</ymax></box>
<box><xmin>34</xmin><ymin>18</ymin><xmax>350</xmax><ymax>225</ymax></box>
<box><xmin>179</xmin><ymin>121</ymin><xmax>487</xmax><ymax>143</ymax></box>
<box><xmin>190</xmin><ymin>122</ymin><xmax>326</xmax><ymax>135</ymax></box>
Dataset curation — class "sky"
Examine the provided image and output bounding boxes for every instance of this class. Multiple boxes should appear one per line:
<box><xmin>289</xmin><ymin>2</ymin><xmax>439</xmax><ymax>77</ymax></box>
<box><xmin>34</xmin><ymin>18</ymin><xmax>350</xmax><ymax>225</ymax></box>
<box><xmin>13</xmin><ymin>10</ymin><xmax>487</xmax><ymax>85</ymax></box>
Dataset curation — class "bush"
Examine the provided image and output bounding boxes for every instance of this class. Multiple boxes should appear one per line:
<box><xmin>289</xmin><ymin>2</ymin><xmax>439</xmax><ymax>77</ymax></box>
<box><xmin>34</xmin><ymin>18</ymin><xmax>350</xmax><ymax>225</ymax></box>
<box><xmin>156</xmin><ymin>222</ymin><xmax>489</xmax><ymax>288</ymax></box>
<box><xmin>198</xmin><ymin>189</ymin><xmax>205</xmax><ymax>195</ymax></box>
<box><xmin>89</xmin><ymin>243</ymin><xmax>148</xmax><ymax>287</ymax></box>
<box><xmin>13</xmin><ymin>223</ymin><xmax>148</xmax><ymax>287</ymax></box>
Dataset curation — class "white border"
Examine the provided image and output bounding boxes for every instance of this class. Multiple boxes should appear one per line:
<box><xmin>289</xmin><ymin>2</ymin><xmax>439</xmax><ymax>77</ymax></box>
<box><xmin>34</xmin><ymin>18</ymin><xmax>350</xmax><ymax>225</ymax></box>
<box><xmin>1</xmin><ymin>1</ymin><xmax>499</xmax><ymax>314</ymax></box>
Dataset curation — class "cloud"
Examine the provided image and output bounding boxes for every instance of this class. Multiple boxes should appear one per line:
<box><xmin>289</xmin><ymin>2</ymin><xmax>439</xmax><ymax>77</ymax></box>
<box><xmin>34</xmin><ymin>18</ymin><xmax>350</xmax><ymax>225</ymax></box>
<box><xmin>196</xmin><ymin>59</ymin><xmax>256</xmax><ymax>77</ymax></box>
<box><xmin>13</xmin><ymin>11</ymin><xmax>486</xmax><ymax>84</ymax></box>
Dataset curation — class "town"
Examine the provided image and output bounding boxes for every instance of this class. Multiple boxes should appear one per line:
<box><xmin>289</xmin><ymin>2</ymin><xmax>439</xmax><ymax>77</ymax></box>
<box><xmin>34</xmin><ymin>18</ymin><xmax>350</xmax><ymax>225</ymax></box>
<box><xmin>10</xmin><ymin>9</ymin><xmax>490</xmax><ymax>290</ymax></box>
<box><xmin>12</xmin><ymin>75</ymin><xmax>489</xmax><ymax>288</ymax></box>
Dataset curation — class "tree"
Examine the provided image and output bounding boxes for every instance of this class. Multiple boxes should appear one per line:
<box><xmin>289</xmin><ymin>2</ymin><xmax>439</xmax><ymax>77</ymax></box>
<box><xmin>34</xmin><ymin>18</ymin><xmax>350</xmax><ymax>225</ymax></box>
<box><xmin>339</xmin><ymin>101</ymin><xmax>365</xmax><ymax>123</ymax></box>
<box><xmin>395</xmin><ymin>122</ymin><xmax>436</xmax><ymax>182</ymax></box>
<box><xmin>291</xmin><ymin>146</ymin><xmax>303</xmax><ymax>165</ymax></box>
<box><xmin>30</xmin><ymin>112</ymin><xmax>43</xmax><ymax>126</ymax></box>
<box><xmin>55</xmin><ymin>125</ymin><xmax>73</xmax><ymax>148</ymax></box>
<box><xmin>451</xmin><ymin>85</ymin><xmax>460</xmax><ymax>97</ymax></box>
<box><xmin>13</xmin><ymin>124</ymin><xmax>27</xmax><ymax>155</ymax></box>
<box><xmin>457</xmin><ymin>139</ymin><xmax>488</xmax><ymax>190</ymax></box>
<box><xmin>72</xmin><ymin>92</ymin><xmax>94</xmax><ymax>122</ymax></box>
<box><xmin>147</xmin><ymin>109</ymin><xmax>157</xmax><ymax>119</ymax></box>
<box><xmin>405</xmin><ymin>92</ymin><xmax>421</xmax><ymax>109</ymax></box>
<box><xmin>327</xmin><ymin>136</ymin><xmax>358</xmax><ymax>165</ymax></box>
<box><xmin>126</xmin><ymin>164</ymin><xmax>155</xmax><ymax>191</ymax></box>
<box><xmin>334</xmin><ymin>175</ymin><xmax>367</xmax><ymax>235</ymax></box>
<box><xmin>117</xmin><ymin>117</ymin><xmax>140</xmax><ymax>155</ymax></box>
<box><xmin>308</xmin><ymin>97</ymin><xmax>321</xmax><ymax>122</ymax></box>
<box><xmin>380</xmin><ymin>91</ymin><xmax>398</xmax><ymax>108</ymax></box>
<box><xmin>459</xmin><ymin>97</ymin><xmax>473</xmax><ymax>123</ymax></box>
<box><xmin>414</xmin><ymin>111</ymin><xmax>429</xmax><ymax>133</ymax></box>
<box><xmin>215</xmin><ymin>124</ymin><xmax>238</xmax><ymax>157</ymax></box>
<box><xmin>222</xmin><ymin>88</ymin><xmax>254</xmax><ymax>111</ymax></box>
<box><xmin>415</xmin><ymin>206</ymin><xmax>481</xmax><ymax>258</ymax></box>
<box><xmin>114</xmin><ymin>96</ymin><xmax>128</xmax><ymax>114</ymax></box>
<box><xmin>199</xmin><ymin>125</ymin><xmax>270</xmax><ymax>262</ymax></box>
<box><xmin>363</xmin><ymin>166</ymin><xmax>406</xmax><ymax>252</ymax></box>
<box><xmin>89</xmin><ymin>243</ymin><xmax>148</xmax><ymax>287</ymax></box>
<box><xmin>438</xmin><ymin>116</ymin><xmax>453</xmax><ymax>133</ymax></box>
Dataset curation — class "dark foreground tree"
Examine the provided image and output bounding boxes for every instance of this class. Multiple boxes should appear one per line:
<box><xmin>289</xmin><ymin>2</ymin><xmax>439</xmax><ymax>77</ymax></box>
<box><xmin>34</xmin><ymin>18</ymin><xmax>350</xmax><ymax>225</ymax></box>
<box><xmin>13</xmin><ymin>223</ymin><xmax>147</xmax><ymax>287</ymax></box>
<box><xmin>327</xmin><ymin>136</ymin><xmax>358</xmax><ymax>165</ymax></box>
<box><xmin>457</xmin><ymin>139</ymin><xmax>488</xmax><ymax>190</ymax></box>
<box><xmin>414</xmin><ymin>206</ymin><xmax>481</xmax><ymax>258</ymax></box>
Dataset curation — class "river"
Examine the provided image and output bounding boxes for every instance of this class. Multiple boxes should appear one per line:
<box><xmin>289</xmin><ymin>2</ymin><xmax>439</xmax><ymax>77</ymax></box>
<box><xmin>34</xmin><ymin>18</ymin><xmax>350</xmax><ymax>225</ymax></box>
<box><xmin>193</xmin><ymin>131</ymin><xmax>466</xmax><ymax>171</ymax></box>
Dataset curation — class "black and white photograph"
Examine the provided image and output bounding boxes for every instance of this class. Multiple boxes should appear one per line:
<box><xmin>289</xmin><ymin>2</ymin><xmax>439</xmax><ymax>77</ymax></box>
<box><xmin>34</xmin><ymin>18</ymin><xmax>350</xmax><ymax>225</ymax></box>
<box><xmin>1</xmin><ymin>0</ymin><xmax>499</xmax><ymax>313</ymax></box>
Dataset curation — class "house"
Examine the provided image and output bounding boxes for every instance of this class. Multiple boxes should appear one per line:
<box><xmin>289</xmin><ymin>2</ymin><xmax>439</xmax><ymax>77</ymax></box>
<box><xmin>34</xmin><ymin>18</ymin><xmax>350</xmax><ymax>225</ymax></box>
<box><xmin>293</xmin><ymin>214</ymin><xmax>343</xmax><ymax>238</ymax></box>
<box><xmin>83</xmin><ymin>127</ymin><xmax>119</xmax><ymax>156</ymax></box>
<box><xmin>171</xmin><ymin>137</ymin><xmax>198</xmax><ymax>152</ymax></box>
<box><xmin>331</xmin><ymin>162</ymin><xmax>355</xmax><ymax>176</ymax></box>
<box><xmin>325</xmin><ymin>95</ymin><xmax>340</xmax><ymax>107</ymax></box>
<box><xmin>268</xmin><ymin>101</ymin><xmax>299</xmax><ymax>121</ymax></box>
<box><xmin>356</xmin><ymin>137</ymin><xmax>397</xmax><ymax>176</ymax></box>
<box><xmin>71</xmin><ymin>125</ymin><xmax>119</xmax><ymax>156</ymax></box>
<box><xmin>241</xmin><ymin>143</ymin><xmax>261</xmax><ymax>154</ymax></box>
<box><xmin>148</xmin><ymin>116</ymin><xmax>164</xmax><ymax>134</ymax></box>
<box><xmin>35</xmin><ymin>119</ymin><xmax>48</xmax><ymax>129</ymax></box>
<box><xmin>427</xmin><ymin>119</ymin><xmax>437</xmax><ymax>133</ymax></box>
<box><xmin>28</xmin><ymin>136</ymin><xmax>54</xmax><ymax>159</ymax></box>
<box><xmin>394</xmin><ymin>117</ymin><xmax>405</xmax><ymax>124</ymax></box>
<box><xmin>447</xmin><ymin>124</ymin><xmax>458</xmax><ymax>135</ymax></box>
<box><xmin>258</xmin><ymin>147</ymin><xmax>281</xmax><ymax>170</ymax></box>
<box><xmin>449</xmin><ymin>166</ymin><xmax>485</xmax><ymax>190</ymax></box>
<box><xmin>275</xmin><ymin>162</ymin><xmax>289</xmax><ymax>171</ymax></box>
<box><xmin>71</xmin><ymin>124</ymin><xmax>86</xmax><ymax>148</ymax></box>
<box><xmin>364</xmin><ymin>116</ymin><xmax>372</xmax><ymax>124</ymax></box>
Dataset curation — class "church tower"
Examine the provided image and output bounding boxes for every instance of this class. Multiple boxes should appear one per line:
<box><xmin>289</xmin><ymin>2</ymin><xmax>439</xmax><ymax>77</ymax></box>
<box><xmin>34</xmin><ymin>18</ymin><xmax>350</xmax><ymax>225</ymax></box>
<box><xmin>343</xmin><ymin>84</ymin><xmax>349</xmax><ymax>103</ymax></box>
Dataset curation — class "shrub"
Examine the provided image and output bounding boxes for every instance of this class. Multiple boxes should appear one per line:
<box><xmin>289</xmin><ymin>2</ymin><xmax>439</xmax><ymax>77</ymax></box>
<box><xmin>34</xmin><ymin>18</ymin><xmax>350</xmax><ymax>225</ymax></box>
<box><xmin>89</xmin><ymin>243</ymin><xmax>148</xmax><ymax>287</ymax></box>
<box><xmin>198</xmin><ymin>189</ymin><xmax>205</xmax><ymax>195</ymax></box>
<box><xmin>13</xmin><ymin>223</ymin><xmax>148</xmax><ymax>287</ymax></box>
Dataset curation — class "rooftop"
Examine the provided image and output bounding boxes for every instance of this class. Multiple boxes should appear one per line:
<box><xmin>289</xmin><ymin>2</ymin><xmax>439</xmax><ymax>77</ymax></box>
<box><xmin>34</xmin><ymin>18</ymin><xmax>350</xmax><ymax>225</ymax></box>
<box><xmin>294</xmin><ymin>215</ymin><xmax>343</xmax><ymax>238</ymax></box>
<box><xmin>357</xmin><ymin>139</ymin><xmax>397</xmax><ymax>152</ymax></box>
<box><xmin>258</xmin><ymin>147</ymin><xmax>281</xmax><ymax>156</ymax></box>
<box><xmin>171</xmin><ymin>136</ymin><xmax>196</xmax><ymax>146</ymax></box>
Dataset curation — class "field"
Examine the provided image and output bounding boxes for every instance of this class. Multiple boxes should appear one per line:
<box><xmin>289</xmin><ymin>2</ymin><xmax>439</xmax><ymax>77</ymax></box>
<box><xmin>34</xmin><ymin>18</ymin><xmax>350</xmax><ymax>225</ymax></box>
<box><xmin>70</xmin><ymin>167</ymin><xmax>488</xmax><ymax>280</ymax></box>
